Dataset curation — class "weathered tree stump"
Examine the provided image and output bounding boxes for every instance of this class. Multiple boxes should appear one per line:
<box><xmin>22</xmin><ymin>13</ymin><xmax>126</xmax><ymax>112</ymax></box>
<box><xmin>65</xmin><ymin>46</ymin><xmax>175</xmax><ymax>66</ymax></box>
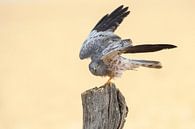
<box><xmin>81</xmin><ymin>83</ymin><xmax>128</xmax><ymax>129</ymax></box>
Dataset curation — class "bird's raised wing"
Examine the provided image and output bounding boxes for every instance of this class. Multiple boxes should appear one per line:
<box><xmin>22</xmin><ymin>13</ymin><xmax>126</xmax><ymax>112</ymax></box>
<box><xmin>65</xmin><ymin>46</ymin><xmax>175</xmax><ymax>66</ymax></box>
<box><xmin>79</xmin><ymin>5</ymin><xmax>130</xmax><ymax>60</ymax></box>
<box><xmin>92</xmin><ymin>5</ymin><xmax>130</xmax><ymax>32</ymax></box>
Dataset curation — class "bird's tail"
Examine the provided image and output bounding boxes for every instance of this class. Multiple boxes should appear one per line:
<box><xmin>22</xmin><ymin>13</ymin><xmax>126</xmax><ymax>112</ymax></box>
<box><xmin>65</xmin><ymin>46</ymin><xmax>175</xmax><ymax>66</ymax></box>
<box><xmin>130</xmin><ymin>59</ymin><xmax>162</xmax><ymax>69</ymax></box>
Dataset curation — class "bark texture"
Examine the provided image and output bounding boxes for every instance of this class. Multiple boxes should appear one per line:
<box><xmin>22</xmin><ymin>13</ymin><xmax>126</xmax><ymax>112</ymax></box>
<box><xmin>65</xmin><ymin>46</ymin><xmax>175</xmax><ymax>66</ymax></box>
<box><xmin>81</xmin><ymin>83</ymin><xmax>128</xmax><ymax>129</ymax></box>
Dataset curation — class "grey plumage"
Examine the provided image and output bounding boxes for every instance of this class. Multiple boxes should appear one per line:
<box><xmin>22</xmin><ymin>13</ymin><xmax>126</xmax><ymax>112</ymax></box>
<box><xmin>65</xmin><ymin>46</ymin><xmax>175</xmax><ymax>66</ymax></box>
<box><xmin>79</xmin><ymin>5</ymin><xmax>177</xmax><ymax>81</ymax></box>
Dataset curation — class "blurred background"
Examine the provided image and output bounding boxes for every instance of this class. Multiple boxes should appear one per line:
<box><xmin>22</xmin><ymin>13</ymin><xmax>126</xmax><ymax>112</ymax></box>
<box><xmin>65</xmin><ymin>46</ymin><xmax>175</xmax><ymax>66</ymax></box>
<box><xmin>0</xmin><ymin>0</ymin><xmax>194</xmax><ymax>129</ymax></box>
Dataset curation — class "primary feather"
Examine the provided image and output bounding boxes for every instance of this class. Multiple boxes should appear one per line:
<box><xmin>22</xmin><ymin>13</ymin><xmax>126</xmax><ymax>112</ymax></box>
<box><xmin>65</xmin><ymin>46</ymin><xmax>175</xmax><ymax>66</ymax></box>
<box><xmin>92</xmin><ymin>5</ymin><xmax>130</xmax><ymax>32</ymax></box>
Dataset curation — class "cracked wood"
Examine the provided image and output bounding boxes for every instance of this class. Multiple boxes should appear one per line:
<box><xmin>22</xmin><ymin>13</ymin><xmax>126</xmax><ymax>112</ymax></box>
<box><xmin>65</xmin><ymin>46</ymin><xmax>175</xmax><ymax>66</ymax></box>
<box><xmin>81</xmin><ymin>83</ymin><xmax>128</xmax><ymax>129</ymax></box>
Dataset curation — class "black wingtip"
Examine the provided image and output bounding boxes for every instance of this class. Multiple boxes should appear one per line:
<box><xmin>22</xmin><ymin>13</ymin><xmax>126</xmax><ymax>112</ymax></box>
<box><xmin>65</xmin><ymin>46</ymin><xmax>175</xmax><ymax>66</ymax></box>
<box><xmin>159</xmin><ymin>44</ymin><xmax>177</xmax><ymax>49</ymax></box>
<box><xmin>123</xmin><ymin>6</ymin><xmax>129</xmax><ymax>12</ymax></box>
<box><xmin>118</xmin><ymin>5</ymin><xmax>124</xmax><ymax>9</ymax></box>
<box><xmin>169</xmin><ymin>44</ymin><xmax>177</xmax><ymax>48</ymax></box>
<box><xmin>92</xmin><ymin>5</ymin><xmax>130</xmax><ymax>32</ymax></box>
<box><xmin>124</xmin><ymin>44</ymin><xmax>177</xmax><ymax>54</ymax></box>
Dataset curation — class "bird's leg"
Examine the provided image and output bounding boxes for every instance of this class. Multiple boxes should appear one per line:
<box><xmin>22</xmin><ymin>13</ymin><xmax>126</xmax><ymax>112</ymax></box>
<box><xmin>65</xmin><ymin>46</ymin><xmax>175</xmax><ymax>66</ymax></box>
<box><xmin>106</xmin><ymin>76</ymin><xmax>113</xmax><ymax>85</ymax></box>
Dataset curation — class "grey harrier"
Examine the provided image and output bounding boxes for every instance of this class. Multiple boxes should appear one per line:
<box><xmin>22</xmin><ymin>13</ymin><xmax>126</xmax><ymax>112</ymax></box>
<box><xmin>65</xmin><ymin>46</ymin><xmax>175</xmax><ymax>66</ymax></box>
<box><xmin>79</xmin><ymin>5</ymin><xmax>177</xmax><ymax>83</ymax></box>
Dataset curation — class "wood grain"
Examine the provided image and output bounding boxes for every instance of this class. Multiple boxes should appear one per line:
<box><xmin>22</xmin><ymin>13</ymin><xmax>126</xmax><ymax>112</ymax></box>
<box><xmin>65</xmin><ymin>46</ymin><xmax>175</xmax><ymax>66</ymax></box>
<box><xmin>81</xmin><ymin>83</ymin><xmax>128</xmax><ymax>129</ymax></box>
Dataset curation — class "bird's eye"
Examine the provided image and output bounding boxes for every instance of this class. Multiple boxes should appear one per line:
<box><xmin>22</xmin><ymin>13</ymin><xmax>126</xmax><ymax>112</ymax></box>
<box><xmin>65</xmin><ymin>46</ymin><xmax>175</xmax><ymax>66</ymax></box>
<box><xmin>93</xmin><ymin>65</ymin><xmax>100</xmax><ymax>73</ymax></box>
<box><xmin>93</xmin><ymin>67</ymin><xmax>97</xmax><ymax>72</ymax></box>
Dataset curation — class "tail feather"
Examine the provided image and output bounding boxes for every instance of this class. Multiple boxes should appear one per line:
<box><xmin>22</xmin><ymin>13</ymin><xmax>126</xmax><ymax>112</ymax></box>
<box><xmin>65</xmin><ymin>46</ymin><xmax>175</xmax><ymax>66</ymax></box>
<box><xmin>131</xmin><ymin>59</ymin><xmax>162</xmax><ymax>69</ymax></box>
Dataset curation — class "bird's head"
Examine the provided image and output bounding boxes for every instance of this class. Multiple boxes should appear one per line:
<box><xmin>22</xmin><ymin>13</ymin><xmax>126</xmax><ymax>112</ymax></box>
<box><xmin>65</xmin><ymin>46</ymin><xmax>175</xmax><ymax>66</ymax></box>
<box><xmin>89</xmin><ymin>60</ymin><xmax>108</xmax><ymax>76</ymax></box>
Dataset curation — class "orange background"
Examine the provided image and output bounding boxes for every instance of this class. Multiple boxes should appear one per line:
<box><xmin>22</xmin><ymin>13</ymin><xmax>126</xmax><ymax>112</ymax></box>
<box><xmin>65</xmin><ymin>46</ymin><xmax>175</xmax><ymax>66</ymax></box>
<box><xmin>0</xmin><ymin>0</ymin><xmax>194</xmax><ymax>129</ymax></box>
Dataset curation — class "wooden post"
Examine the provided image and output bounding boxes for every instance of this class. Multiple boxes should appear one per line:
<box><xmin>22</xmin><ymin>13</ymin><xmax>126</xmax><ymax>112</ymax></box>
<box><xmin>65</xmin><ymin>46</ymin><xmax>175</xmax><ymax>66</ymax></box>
<box><xmin>81</xmin><ymin>83</ymin><xmax>128</xmax><ymax>129</ymax></box>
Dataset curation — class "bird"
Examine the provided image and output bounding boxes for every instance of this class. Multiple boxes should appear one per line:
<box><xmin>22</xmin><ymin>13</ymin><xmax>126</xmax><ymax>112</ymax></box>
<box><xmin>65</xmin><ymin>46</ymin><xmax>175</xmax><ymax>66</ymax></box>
<box><xmin>79</xmin><ymin>5</ymin><xmax>177</xmax><ymax>83</ymax></box>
